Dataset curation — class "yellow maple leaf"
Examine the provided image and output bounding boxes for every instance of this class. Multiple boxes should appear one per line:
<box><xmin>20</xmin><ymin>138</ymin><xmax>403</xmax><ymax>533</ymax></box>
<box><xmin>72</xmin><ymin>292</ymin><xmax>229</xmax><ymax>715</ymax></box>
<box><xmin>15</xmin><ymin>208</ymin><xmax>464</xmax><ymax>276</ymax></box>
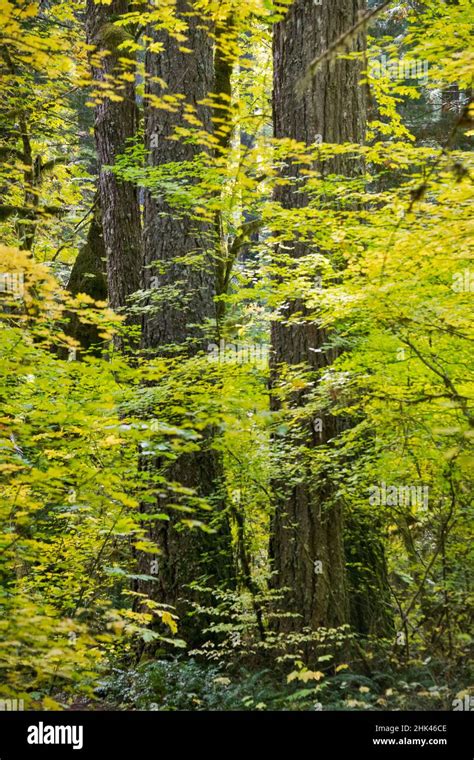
<box><xmin>161</xmin><ymin>611</ymin><xmax>178</xmax><ymax>635</ymax></box>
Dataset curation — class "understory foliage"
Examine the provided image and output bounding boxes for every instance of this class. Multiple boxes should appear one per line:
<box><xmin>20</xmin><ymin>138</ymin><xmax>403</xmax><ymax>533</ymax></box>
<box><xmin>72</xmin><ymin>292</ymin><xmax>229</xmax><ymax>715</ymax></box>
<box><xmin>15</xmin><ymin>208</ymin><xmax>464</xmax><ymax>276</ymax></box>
<box><xmin>0</xmin><ymin>0</ymin><xmax>472</xmax><ymax>709</ymax></box>
<box><xmin>0</xmin><ymin>248</ymin><xmax>184</xmax><ymax>707</ymax></box>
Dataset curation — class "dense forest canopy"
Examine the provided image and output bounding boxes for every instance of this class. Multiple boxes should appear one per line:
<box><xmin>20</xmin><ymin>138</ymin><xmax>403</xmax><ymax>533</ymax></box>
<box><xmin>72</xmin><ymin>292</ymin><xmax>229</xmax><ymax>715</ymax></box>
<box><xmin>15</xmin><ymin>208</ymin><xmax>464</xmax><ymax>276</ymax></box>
<box><xmin>0</xmin><ymin>0</ymin><xmax>472</xmax><ymax>712</ymax></box>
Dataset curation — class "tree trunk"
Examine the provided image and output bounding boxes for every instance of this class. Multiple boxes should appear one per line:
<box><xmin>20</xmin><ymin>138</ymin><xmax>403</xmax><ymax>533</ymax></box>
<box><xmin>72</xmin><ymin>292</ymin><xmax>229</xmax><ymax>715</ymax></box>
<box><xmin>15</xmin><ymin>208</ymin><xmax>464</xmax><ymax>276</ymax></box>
<box><xmin>140</xmin><ymin>2</ymin><xmax>233</xmax><ymax>644</ymax></box>
<box><xmin>142</xmin><ymin>2</ymin><xmax>216</xmax><ymax>352</ymax></box>
<box><xmin>85</xmin><ymin>0</ymin><xmax>141</xmax><ymax>318</ymax></box>
<box><xmin>270</xmin><ymin>0</ymin><xmax>366</xmax><ymax>635</ymax></box>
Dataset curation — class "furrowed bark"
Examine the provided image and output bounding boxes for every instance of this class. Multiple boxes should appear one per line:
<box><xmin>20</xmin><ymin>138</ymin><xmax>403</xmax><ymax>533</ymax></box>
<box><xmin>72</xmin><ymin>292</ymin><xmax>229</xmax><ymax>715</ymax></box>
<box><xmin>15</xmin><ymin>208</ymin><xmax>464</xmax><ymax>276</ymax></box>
<box><xmin>140</xmin><ymin>2</ymin><xmax>233</xmax><ymax>645</ymax></box>
<box><xmin>85</xmin><ymin>0</ymin><xmax>141</xmax><ymax>323</ymax></box>
<box><xmin>270</xmin><ymin>0</ymin><xmax>367</xmax><ymax>636</ymax></box>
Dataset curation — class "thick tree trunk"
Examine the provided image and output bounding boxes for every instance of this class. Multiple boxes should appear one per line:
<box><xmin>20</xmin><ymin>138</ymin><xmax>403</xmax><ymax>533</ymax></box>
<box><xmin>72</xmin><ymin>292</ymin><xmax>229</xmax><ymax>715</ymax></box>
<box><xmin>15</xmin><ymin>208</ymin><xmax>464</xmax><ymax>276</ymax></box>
<box><xmin>142</xmin><ymin>3</ymin><xmax>216</xmax><ymax>351</ymax></box>
<box><xmin>85</xmin><ymin>0</ymin><xmax>141</xmax><ymax>317</ymax></box>
<box><xmin>270</xmin><ymin>0</ymin><xmax>366</xmax><ymax>635</ymax></box>
<box><xmin>141</xmin><ymin>2</ymin><xmax>233</xmax><ymax>643</ymax></box>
